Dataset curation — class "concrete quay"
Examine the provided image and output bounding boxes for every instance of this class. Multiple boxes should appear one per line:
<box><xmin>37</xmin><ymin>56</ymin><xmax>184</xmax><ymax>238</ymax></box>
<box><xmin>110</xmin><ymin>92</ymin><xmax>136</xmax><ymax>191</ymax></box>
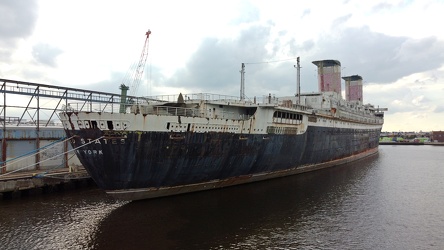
<box><xmin>0</xmin><ymin>168</ymin><xmax>92</xmax><ymax>199</ymax></box>
<box><xmin>379</xmin><ymin>142</ymin><xmax>444</xmax><ymax>146</ymax></box>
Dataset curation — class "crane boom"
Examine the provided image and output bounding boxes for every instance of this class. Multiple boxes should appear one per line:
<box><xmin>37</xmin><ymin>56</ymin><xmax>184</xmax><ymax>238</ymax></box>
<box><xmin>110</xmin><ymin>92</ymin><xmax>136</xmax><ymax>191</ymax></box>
<box><xmin>120</xmin><ymin>30</ymin><xmax>151</xmax><ymax>96</ymax></box>
<box><xmin>130</xmin><ymin>29</ymin><xmax>151</xmax><ymax>96</ymax></box>
<box><xmin>119</xmin><ymin>30</ymin><xmax>151</xmax><ymax>113</ymax></box>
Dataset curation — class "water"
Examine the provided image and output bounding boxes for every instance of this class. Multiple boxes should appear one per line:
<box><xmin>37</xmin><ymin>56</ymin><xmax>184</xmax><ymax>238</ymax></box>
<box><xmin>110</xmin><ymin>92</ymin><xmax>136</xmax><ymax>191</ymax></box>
<box><xmin>1</xmin><ymin>145</ymin><xmax>444</xmax><ymax>249</ymax></box>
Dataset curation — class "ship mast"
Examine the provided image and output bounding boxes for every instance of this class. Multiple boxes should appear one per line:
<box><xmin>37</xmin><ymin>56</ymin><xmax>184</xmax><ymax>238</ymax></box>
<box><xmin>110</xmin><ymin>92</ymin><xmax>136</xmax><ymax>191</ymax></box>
<box><xmin>296</xmin><ymin>57</ymin><xmax>301</xmax><ymax>104</ymax></box>
<box><xmin>240</xmin><ymin>63</ymin><xmax>245</xmax><ymax>101</ymax></box>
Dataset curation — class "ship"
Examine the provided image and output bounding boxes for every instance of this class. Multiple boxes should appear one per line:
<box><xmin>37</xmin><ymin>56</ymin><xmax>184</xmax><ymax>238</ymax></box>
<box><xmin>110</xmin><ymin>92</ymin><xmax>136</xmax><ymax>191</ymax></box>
<box><xmin>59</xmin><ymin>58</ymin><xmax>386</xmax><ymax>200</ymax></box>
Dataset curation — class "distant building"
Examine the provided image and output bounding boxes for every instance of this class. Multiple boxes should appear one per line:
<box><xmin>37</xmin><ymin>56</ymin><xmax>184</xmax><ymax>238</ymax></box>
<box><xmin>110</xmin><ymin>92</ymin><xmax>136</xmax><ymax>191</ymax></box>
<box><xmin>431</xmin><ymin>131</ymin><xmax>444</xmax><ymax>142</ymax></box>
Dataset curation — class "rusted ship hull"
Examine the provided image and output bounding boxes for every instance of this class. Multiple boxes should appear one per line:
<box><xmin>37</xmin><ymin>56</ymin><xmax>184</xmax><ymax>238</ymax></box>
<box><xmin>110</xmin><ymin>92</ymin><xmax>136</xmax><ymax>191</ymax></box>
<box><xmin>107</xmin><ymin>147</ymin><xmax>379</xmax><ymax>200</ymax></box>
<box><xmin>66</xmin><ymin>126</ymin><xmax>380</xmax><ymax>200</ymax></box>
<box><xmin>59</xmin><ymin>58</ymin><xmax>386</xmax><ymax>200</ymax></box>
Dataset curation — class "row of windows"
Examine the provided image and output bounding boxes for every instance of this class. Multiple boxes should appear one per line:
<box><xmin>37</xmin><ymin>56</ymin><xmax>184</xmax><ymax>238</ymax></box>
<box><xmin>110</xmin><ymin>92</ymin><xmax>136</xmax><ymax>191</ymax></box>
<box><xmin>273</xmin><ymin>111</ymin><xmax>303</xmax><ymax>125</ymax></box>
<box><xmin>68</xmin><ymin>120</ymin><xmax>128</xmax><ymax>130</ymax></box>
<box><xmin>273</xmin><ymin>111</ymin><xmax>303</xmax><ymax>120</ymax></box>
<box><xmin>167</xmin><ymin>122</ymin><xmax>240</xmax><ymax>132</ymax></box>
<box><xmin>309</xmin><ymin>117</ymin><xmax>381</xmax><ymax>128</ymax></box>
<box><xmin>166</xmin><ymin>123</ymin><xmax>273</xmax><ymax>133</ymax></box>
<box><xmin>267</xmin><ymin>126</ymin><xmax>298</xmax><ymax>135</ymax></box>
<box><xmin>313</xmin><ymin>129</ymin><xmax>379</xmax><ymax>135</ymax></box>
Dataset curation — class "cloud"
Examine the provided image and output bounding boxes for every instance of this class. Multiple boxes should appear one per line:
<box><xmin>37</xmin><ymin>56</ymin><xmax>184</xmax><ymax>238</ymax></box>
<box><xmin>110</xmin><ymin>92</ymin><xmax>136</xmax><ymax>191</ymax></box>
<box><xmin>83</xmin><ymin>64</ymin><xmax>168</xmax><ymax>96</ymax></box>
<box><xmin>332</xmin><ymin>14</ymin><xmax>352</xmax><ymax>27</ymax></box>
<box><xmin>160</xmin><ymin>23</ymin><xmax>439</xmax><ymax>100</ymax></box>
<box><xmin>371</xmin><ymin>2</ymin><xmax>395</xmax><ymax>12</ymax></box>
<box><xmin>32</xmin><ymin>43</ymin><xmax>63</xmax><ymax>67</ymax></box>
<box><xmin>312</xmin><ymin>26</ymin><xmax>444</xmax><ymax>84</ymax></box>
<box><xmin>231</xmin><ymin>1</ymin><xmax>261</xmax><ymax>25</ymax></box>
<box><xmin>371</xmin><ymin>0</ymin><xmax>412</xmax><ymax>13</ymax></box>
<box><xmin>150</xmin><ymin>21</ymin><xmax>444</xmax><ymax>117</ymax></box>
<box><xmin>0</xmin><ymin>0</ymin><xmax>38</xmax><ymax>39</ymax></box>
<box><xmin>301</xmin><ymin>9</ymin><xmax>311</xmax><ymax>18</ymax></box>
<box><xmin>167</xmin><ymin>24</ymin><xmax>274</xmax><ymax>95</ymax></box>
<box><xmin>434</xmin><ymin>105</ymin><xmax>444</xmax><ymax>113</ymax></box>
<box><xmin>0</xmin><ymin>0</ymin><xmax>38</xmax><ymax>60</ymax></box>
<box><xmin>163</xmin><ymin>23</ymin><xmax>444</xmax><ymax>98</ymax></box>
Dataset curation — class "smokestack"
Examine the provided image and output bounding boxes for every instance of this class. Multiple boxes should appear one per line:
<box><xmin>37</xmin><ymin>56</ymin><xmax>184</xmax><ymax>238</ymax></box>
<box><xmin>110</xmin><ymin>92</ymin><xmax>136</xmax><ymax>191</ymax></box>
<box><xmin>342</xmin><ymin>75</ymin><xmax>363</xmax><ymax>104</ymax></box>
<box><xmin>312</xmin><ymin>60</ymin><xmax>341</xmax><ymax>94</ymax></box>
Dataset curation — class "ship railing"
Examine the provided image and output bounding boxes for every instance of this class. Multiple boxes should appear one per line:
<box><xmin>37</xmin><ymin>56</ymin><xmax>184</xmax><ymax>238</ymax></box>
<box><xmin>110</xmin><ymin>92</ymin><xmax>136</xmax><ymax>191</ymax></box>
<box><xmin>255</xmin><ymin>96</ymin><xmax>310</xmax><ymax>111</ymax></box>
<box><xmin>134</xmin><ymin>93</ymin><xmax>317</xmax><ymax>108</ymax></box>
<box><xmin>137</xmin><ymin>93</ymin><xmax>245</xmax><ymax>104</ymax></box>
<box><xmin>151</xmin><ymin>107</ymin><xmax>250</xmax><ymax>120</ymax></box>
<box><xmin>61</xmin><ymin>102</ymin><xmax>254</xmax><ymax>120</ymax></box>
<box><xmin>62</xmin><ymin>102</ymin><xmax>121</xmax><ymax>113</ymax></box>
<box><xmin>314</xmin><ymin>106</ymin><xmax>384</xmax><ymax>125</ymax></box>
<box><xmin>337</xmin><ymin>113</ymin><xmax>384</xmax><ymax>124</ymax></box>
<box><xmin>151</xmin><ymin>106</ymin><xmax>201</xmax><ymax>117</ymax></box>
<box><xmin>338</xmin><ymin>107</ymin><xmax>384</xmax><ymax>119</ymax></box>
<box><xmin>140</xmin><ymin>93</ymin><xmax>303</xmax><ymax>106</ymax></box>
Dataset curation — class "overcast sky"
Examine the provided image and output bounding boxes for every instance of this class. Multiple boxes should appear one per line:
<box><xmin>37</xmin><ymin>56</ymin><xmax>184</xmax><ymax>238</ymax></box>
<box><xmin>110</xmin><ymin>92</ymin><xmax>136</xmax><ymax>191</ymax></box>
<box><xmin>1</xmin><ymin>0</ymin><xmax>443</xmax><ymax>132</ymax></box>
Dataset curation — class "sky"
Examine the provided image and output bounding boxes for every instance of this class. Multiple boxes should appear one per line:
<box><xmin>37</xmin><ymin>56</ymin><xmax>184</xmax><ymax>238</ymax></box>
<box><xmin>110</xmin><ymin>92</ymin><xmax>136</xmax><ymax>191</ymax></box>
<box><xmin>1</xmin><ymin>0</ymin><xmax>443</xmax><ymax>132</ymax></box>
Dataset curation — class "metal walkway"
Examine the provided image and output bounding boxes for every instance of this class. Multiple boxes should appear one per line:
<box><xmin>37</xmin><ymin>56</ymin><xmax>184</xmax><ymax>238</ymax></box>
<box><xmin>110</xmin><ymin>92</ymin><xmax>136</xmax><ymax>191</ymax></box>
<box><xmin>0</xmin><ymin>78</ymin><xmax>133</xmax><ymax>174</ymax></box>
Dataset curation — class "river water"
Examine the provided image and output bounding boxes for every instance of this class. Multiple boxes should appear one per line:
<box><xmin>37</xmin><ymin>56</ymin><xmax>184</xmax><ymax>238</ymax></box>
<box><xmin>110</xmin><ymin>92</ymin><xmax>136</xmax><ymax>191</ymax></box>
<box><xmin>1</xmin><ymin>145</ymin><xmax>444</xmax><ymax>249</ymax></box>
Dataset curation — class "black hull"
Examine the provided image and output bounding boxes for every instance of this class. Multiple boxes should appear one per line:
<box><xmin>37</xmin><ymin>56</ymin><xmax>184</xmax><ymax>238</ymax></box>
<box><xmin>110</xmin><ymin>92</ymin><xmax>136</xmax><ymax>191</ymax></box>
<box><xmin>107</xmin><ymin>147</ymin><xmax>379</xmax><ymax>200</ymax></box>
<box><xmin>67</xmin><ymin>126</ymin><xmax>380</xmax><ymax>199</ymax></box>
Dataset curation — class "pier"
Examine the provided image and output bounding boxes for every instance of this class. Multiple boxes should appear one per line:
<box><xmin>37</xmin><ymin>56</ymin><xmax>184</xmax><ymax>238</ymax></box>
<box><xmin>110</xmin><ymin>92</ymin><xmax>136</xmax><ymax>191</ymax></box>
<box><xmin>0</xmin><ymin>78</ymin><xmax>136</xmax><ymax>198</ymax></box>
<box><xmin>0</xmin><ymin>168</ymin><xmax>91</xmax><ymax>199</ymax></box>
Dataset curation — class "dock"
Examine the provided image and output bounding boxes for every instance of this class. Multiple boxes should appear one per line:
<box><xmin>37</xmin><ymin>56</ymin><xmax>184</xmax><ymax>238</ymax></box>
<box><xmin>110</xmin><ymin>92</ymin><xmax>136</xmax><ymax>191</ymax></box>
<box><xmin>0</xmin><ymin>168</ymin><xmax>92</xmax><ymax>199</ymax></box>
<box><xmin>379</xmin><ymin>142</ymin><xmax>444</xmax><ymax>146</ymax></box>
<box><xmin>1</xmin><ymin>78</ymin><xmax>113</xmax><ymax>199</ymax></box>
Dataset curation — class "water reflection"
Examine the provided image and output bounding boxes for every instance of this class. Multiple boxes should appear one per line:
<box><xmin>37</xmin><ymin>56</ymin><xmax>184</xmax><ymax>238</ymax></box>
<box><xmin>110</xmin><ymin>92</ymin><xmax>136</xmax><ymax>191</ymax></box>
<box><xmin>3</xmin><ymin>146</ymin><xmax>444</xmax><ymax>250</ymax></box>
<box><xmin>93</xmin><ymin>154</ymin><xmax>377</xmax><ymax>250</ymax></box>
<box><xmin>0</xmin><ymin>189</ymin><xmax>127</xmax><ymax>250</ymax></box>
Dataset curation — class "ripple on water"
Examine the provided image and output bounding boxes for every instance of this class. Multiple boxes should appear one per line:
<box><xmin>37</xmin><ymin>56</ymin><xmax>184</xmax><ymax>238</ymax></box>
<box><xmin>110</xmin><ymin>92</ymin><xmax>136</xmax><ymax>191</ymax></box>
<box><xmin>0</xmin><ymin>189</ymin><xmax>128</xmax><ymax>250</ymax></box>
<box><xmin>2</xmin><ymin>146</ymin><xmax>444</xmax><ymax>249</ymax></box>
